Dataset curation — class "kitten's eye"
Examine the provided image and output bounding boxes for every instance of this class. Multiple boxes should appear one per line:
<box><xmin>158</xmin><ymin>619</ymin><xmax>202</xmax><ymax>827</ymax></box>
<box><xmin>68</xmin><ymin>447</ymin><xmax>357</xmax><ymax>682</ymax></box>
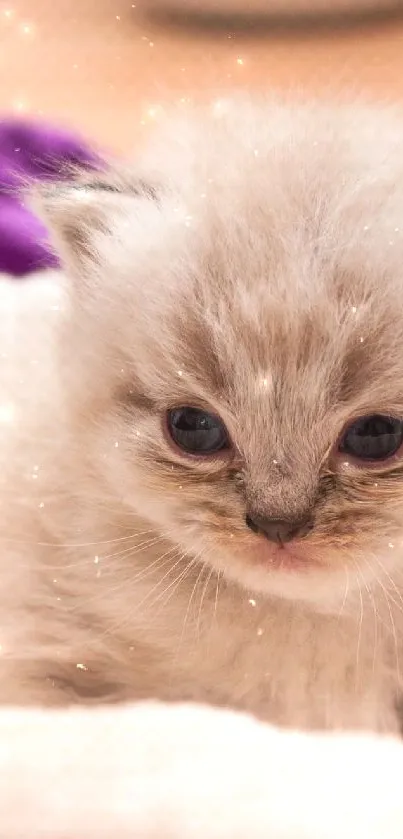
<box><xmin>339</xmin><ymin>415</ymin><xmax>403</xmax><ymax>462</ymax></box>
<box><xmin>167</xmin><ymin>407</ymin><xmax>229</xmax><ymax>455</ymax></box>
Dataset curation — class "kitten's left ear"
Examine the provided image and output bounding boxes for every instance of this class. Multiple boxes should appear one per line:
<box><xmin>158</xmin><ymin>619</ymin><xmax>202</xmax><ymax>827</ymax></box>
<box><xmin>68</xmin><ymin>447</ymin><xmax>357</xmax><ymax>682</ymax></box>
<box><xmin>30</xmin><ymin>170</ymin><xmax>159</xmax><ymax>278</ymax></box>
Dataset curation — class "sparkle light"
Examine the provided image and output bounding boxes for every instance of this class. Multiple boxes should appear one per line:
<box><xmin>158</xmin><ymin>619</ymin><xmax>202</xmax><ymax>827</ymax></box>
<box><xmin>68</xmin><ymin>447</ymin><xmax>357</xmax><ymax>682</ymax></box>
<box><xmin>76</xmin><ymin>663</ymin><xmax>88</xmax><ymax>671</ymax></box>
<box><xmin>249</xmin><ymin>598</ymin><xmax>257</xmax><ymax>607</ymax></box>
<box><xmin>0</xmin><ymin>402</ymin><xmax>15</xmax><ymax>423</ymax></box>
<box><xmin>12</xmin><ymin>100</ymin><xmax>28</xmax><ymax>113</ymax></box>
<box><xmin>20</xmin><ymin>22</ymin><xmax>34</xmax><ymax>35</ymax></box>
<box><xmin>75</xmin><ymin>188</ymin><xmax>91</xmax><ymax>203</ymax></box>
<box><xmin>213</xmin><ymin>100</ymin><xmax>223</xmax><ymax>115</ymax></box>
<box><xmin>257</xmin><ymin>371</ymin><xmax>272</xmax><ymax>392</ymax></box>
<box><xmin>236</xmin><ymin>57</ymin><xmax>244</xmax><ymax>65</ymax></box>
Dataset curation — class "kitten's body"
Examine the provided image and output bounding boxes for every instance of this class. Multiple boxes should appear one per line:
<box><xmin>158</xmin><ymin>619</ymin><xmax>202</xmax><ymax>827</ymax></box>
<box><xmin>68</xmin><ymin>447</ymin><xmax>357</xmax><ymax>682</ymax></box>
<box><xmin>3</xmin><ymin>98</ymin><xmax>403</xmax><ymax>736</ymax></box>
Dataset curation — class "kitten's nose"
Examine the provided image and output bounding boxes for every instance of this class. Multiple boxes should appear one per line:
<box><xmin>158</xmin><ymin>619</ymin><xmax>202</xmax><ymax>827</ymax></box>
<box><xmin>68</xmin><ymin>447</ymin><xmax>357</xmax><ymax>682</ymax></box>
<box><xmin>245</xmin><ymin>513</ymin><xmax>312</xmax><ymax>545</ymax></box>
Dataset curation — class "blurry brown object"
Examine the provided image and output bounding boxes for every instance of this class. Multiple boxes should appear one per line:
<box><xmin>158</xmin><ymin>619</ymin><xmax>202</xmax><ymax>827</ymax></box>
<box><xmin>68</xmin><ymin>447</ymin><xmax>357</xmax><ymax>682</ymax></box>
<box><xmin>147</xmin><ymin>0</ymin><xmax>403</xmax><ymax>15</ymax></box>
<box><xmin>2</xmin><ymin>0</ymin><xmax>403</xmax><ymax>153</ymax></box>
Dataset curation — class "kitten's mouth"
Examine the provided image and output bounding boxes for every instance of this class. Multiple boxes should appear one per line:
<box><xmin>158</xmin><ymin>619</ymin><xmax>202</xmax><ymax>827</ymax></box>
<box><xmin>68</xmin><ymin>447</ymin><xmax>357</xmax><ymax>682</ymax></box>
<box><xmin>252</xmin><ymin>541</ymin><xmax>322</xmax><ymax>572</ymax></box>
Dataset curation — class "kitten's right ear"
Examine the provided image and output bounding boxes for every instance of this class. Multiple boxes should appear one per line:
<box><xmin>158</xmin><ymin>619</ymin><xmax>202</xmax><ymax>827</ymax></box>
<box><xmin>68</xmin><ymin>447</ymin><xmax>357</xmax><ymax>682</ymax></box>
<box><xmin>30</xmin><ymin>172</ymin><xmax>159</xmax><ymax>279</ymax></box>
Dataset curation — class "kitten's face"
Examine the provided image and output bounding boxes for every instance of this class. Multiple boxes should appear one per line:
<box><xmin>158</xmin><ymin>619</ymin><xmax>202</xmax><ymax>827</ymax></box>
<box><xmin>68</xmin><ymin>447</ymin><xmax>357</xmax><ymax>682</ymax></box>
<box><xmin>39</xmin><ymin>100</ymin><xmax>403</xmax><ymax>609</ymax></box>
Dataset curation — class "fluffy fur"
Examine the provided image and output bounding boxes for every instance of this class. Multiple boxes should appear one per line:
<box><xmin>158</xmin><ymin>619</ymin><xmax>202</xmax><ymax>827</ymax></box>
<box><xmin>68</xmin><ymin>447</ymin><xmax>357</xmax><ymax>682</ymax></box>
<box><xmin>2</xmin><ymin>97</ymin><xmax>403</xmax><ymax>736</ymax></box>
<box><xmin>3</xmin><ymin>701</ymin><xmax>403</xmax><ymax>839</ymax></box>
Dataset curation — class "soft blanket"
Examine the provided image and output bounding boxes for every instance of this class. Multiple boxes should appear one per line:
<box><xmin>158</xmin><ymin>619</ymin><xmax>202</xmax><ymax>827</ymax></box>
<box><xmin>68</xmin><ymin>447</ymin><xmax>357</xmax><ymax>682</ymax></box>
<box><xmin>0</xmin><ymin>701</ymin><xmax>403</xmax><ymax>838</ymax></box>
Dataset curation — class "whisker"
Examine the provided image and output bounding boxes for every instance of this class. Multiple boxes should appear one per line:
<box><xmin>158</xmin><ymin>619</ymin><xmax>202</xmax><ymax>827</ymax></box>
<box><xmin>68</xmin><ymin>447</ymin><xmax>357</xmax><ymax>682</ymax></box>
<box><xmin>337</xmin><ymin>565</ymin><xmax>350</xmax><ymax>620</ymax></box>
<box><xmin>95</xmin><ymin>534</ymin><xmax>167</xmax><ymax>563</ymax></box>
<box><xmin>369</xmin><ymin>556</ymin><xmax>402</xmax><ymax>684</ymax></box>
<box><xmin>100</xmin><ymin>553</ymin><xmax>196</xmax><ymax>641</ymax></box>
<box><xmin>88</xmin><ymin>548</ymin><xmax>184</xmax><ymax>641</ymax></box>
<box><xmin>113</xmin><ymin>551</ymin><xmax>194</xmax><ymax>630</ymax></box>
<box><xmin>66</xmin><ymin>544</ymin><xmax>179</xmax><ymax>614</ymax></box>
<box><xmin>372</xmin><ymin>555</ymin><xmax>403</xmax><ymax>618</ymax></box>
<box><xmin>196</xmin><ymin>561</ymin><xmax>215</xmax><ymax>641</ymax></box>
<box><xmin>353</xmin><ymin>562</ymin><xmax>364</xmax><ymax>691</ymax></box>
<box><xmin>0</xmin><ymin>528</ymin><xmax>160</xmax><ymax>550</ymax></box>
<box><xmin>354</xmin><ymin>562</ymin><xmax>379</xmax><ymax>676</ymax></box>
<box><xmin>176</xmin><ymin>552</ymin><xmax>207</xmax><ymax>650</ymax></box>
<box><xmin>33</xmin><ymin>534</ymin><xmax>168</xmax><ymax>574</ymax></box>
<box><xmin>151</xmin><ymin>556</ymin><xmax>200</xmax><ymax>617</ymax></box>
<box><xmin>214</xmin><ymin>569</ymin><xmax>222</xmax><ymax>621</ymax></box>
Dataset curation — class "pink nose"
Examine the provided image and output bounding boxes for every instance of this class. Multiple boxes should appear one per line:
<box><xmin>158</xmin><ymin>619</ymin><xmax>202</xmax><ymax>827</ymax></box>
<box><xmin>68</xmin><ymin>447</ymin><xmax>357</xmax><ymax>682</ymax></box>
<box><xmin>245</xmin><ymin>514</ymin><xmax>312</xmax><ymax>545</ymax></box>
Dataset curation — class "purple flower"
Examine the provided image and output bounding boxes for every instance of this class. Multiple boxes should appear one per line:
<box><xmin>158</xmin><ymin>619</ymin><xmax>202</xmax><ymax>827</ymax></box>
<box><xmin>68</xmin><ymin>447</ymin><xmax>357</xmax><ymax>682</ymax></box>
<box><xmin>0</xmin><ymin>119</ymin><xmax>100</xmax><ymax>276</ymax></box>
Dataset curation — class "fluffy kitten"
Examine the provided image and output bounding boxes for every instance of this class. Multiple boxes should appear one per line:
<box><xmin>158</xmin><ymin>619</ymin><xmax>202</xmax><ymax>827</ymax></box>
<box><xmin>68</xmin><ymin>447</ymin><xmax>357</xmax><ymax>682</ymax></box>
<box><xmin>3</xmin><ymin>96</ymin><xmax>403</xmax><ymax>733</ymax></box>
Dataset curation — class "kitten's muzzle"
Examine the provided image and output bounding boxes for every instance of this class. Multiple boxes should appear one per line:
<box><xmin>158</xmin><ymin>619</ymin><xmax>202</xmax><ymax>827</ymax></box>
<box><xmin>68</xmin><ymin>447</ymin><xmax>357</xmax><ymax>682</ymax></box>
<box><xmin>245</xmin><ymin>512</ymin><xmax>313</xmax><ymax>546</ymax></box>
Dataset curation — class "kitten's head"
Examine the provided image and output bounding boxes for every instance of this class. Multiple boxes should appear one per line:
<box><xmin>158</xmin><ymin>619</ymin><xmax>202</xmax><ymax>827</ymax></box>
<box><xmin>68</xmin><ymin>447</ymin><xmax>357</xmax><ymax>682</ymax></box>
<box><xmin>35</xmin><ymin>99</ymin><xmax>403</xmax><ymax>610</ymax></box>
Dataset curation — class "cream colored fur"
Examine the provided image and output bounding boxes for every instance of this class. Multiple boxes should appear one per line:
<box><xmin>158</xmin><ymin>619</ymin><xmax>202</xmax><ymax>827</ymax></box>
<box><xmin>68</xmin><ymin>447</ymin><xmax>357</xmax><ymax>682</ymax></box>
<box><xmin>3</xmin><ymin>97</ymin><xmax>403</xmax><ymax>834</ymax></box>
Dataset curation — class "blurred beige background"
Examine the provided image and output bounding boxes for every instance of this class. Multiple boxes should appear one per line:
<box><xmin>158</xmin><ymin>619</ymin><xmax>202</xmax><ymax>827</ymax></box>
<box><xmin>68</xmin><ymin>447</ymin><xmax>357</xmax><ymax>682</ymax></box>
<box><xmin>2</xmin><ymin>0</ymin><xmax>403</xmax><ymax>153</ymax></box>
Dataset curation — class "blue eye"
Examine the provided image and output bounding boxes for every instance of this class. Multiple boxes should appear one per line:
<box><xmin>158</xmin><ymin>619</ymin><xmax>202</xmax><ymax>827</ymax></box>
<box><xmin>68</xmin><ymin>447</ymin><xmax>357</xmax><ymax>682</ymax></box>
<box><xmin>167</xmin><ymin>407</ymin><xmax>229</xmax><ymax>455</ymax></box>
<box><xmin>339</xmin><ymin>415</ymin><xmax>403</xmax><ymax>461</ymax></box>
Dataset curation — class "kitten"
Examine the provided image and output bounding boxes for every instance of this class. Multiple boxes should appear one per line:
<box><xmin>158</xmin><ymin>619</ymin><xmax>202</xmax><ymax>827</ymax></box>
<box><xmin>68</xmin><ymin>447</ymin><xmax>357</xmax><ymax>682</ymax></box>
<box><xmin>2</xmin><ymin>96</ymin><xmax>403</xmax><ymax>733</ymax></box>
